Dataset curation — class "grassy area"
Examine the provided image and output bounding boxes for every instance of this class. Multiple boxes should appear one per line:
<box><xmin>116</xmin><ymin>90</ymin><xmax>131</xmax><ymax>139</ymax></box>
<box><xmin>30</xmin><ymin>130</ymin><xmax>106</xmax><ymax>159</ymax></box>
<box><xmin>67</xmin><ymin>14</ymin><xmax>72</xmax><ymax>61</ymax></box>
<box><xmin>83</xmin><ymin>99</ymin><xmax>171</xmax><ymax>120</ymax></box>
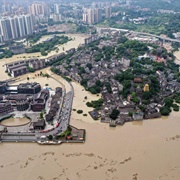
<box><xmin>98</xmin><ymin>12</ymin><xmax>180</xmax><ymax>38</ymax></box>
<box><xmin>26</xmin><ymin>35</ymin><xmax>71</xmax><ymax>56</ymax></box>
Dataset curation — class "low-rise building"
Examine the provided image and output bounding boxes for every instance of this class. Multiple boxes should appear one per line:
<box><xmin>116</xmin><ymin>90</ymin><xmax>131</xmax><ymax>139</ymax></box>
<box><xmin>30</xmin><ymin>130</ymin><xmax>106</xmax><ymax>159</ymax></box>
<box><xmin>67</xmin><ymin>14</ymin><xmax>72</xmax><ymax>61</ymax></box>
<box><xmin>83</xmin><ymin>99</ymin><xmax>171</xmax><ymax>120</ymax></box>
<box><xmin>18</xmin><ymin>82</ymin><xmax>41</xmax><ymax>94</ymax></box>
<box><xmin>31</xmin><ymin>89</ymin><xmax>49</xmax><ymax>112</ymax></box>
<box><xmin>9</xmin><ymin>44</ymin><xmax>25</xmax><ymax>55</ymax></box>
<box><xmin>33</xmin><ymin>120</ymin><xmax>46</xmax><ymax>130</ymax></box>
<box><xmin>0</xmin><ymin>101</ymin><xmax>13</xmax><ymax>116</ymax></box>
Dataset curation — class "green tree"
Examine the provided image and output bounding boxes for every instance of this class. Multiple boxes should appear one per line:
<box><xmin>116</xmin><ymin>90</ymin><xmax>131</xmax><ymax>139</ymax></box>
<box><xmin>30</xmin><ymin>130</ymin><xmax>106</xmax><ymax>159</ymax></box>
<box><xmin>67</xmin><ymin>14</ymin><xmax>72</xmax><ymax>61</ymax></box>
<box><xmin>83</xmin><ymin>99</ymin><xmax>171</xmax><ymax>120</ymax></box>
<box><xmin>40</xmin><ymin>112</ymin><xmax>44</xmax><ymax>119</ymax></box>
<box><xmin>142</xmin><ymin>91</ymin><xmax>152</xmax><ymax>100</ymax></box>
<box><xmin>110</xmin><ymin>109</ymin><xmax>120</xmax><ymax>120</ymax></box>
<box><xmin>77</xmin><ymin>110</ymin><xmax>83</xmax><ymax>114</ymax></box>
<box><xmin>48</xmin><ymin>135</ymin><xmax>53</xmax><ymax>141</ymax></box>
<box><xmin>164</xmin><ymin>97</ymin><xmax>173</xmax><ymax>107</ymax></box>
<box><xmin>160</xmin><ymin>106</ymin><xmax>171</xmax><ymax>116</ymax></box>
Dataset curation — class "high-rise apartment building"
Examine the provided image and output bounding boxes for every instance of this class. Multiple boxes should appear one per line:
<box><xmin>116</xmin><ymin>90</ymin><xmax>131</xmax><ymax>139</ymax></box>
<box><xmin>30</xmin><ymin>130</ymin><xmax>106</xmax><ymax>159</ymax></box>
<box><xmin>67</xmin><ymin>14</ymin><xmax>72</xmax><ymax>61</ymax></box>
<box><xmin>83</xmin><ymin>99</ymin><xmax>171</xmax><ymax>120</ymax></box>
<box><xmin>9</xmin><ymin>17</ymin><xmax>19</xmax><ymax>39</ymax></box>
<box><xmin>54</xmin><ymin>4</ymin><xmax>60</xmax><ymax>14</ymax></box>
<box><xmin>82</xmin><ymin>13</ymin><xmax>88</xmax><ymax>24</ymax></box>
<box><xmin>84</xmin><ymin>8</ymin><xmax>102</xmax><ymax>25</ymax></box>
<box><xmin>0</xmin><ymin>19</ymin><xmax>12</xmax><ymax>41</ymax></box>
<box><xmin>17</xmin><ymin>16</ymin><xmax>26</xmax><ymax>37</ymax></box>
<box><xmin>24</xmin><ymin>14</ymin><xmax>34</xmax><ymax>35</ymax></box>
<box><xmin>0</xmin><ymin>14</ymin><xmax>34</xmax><ymax>42</ymax></box>
<box><xmin>105</xmin><ymin>7</ymin><xmax>112</xmax><ymax>18</ymax></box>
<box><xmin>94</xmin><ymin>8</ymin><xmax>102</xmax><ymax>23</ymax></box>
<box><xmin>87</xmin><ymin>9</ymin><xmax>95</xmax><ymax>25</ymax></box>
<box><xmin>2</xmin><ymin>4</ymin><xmax>14</xmax><ymax>14</ymax></box>
<box><xmin>29</xmin><ymin>2</ymin><xmax>49</xmax><ymax>17</ymax></box>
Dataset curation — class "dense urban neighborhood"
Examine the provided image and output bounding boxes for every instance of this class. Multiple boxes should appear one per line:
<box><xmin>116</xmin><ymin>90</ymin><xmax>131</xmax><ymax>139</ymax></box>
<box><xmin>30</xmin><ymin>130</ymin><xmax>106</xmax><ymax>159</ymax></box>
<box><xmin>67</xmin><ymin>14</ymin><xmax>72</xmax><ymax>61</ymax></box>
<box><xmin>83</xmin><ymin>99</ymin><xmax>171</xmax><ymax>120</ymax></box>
<box><xmin>51</xmin><ymin>30</ymin><xmax>180</xmax><ymax>126</ymax></box>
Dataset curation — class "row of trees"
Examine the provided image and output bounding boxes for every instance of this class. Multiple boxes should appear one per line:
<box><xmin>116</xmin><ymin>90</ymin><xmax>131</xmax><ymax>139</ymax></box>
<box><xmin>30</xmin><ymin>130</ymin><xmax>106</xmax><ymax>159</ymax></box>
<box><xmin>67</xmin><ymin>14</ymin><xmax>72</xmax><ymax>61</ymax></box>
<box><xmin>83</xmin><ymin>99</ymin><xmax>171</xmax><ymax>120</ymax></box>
<box><xmin>0</xmin><ymin>49</ymin><xmax>13</xmax><ymax>59</ymax></box>
<box><xmin>116</xmin><ymin>40</ymin><xmax>148</xmax><ymax>59</ymax></box>
<box><xmin>160</xmin><ymin>97</ymin><xmax>179</xmax><ymax>116</ymax></box>
<box><xmin>86</xmin><ymin>99</ymin><xmax>103</xmax><ymax>109</ymax></box>
<box><xmin>26</xmin><ymin>35</ymin><xmax>70</xmax><ymax>56</ymax></box>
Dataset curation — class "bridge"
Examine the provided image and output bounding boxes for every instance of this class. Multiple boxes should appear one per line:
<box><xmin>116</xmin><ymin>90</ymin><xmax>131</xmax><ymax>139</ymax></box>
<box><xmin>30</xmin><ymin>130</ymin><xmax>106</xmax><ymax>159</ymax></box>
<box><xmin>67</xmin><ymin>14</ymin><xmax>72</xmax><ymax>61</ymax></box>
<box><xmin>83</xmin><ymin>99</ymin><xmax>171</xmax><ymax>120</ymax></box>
<box><xmin>107</xmin><ymin>27</ymin><xmax>180</xmax><ymax>44</ymax></box>
<box><xmin>131</xmin><ymin>31</ymin><xmax>180</xmax><ymax>44</ymax></box>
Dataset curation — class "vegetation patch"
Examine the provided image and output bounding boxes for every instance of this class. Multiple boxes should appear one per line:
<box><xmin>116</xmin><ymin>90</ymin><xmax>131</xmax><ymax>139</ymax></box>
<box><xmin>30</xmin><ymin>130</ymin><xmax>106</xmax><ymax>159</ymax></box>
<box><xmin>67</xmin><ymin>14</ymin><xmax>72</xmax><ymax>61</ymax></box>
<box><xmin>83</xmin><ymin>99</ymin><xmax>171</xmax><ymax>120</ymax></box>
<box><xmin>77</xmin><ymin>110</ymin><xmax>83</xmax><ymax>114</ymax></box>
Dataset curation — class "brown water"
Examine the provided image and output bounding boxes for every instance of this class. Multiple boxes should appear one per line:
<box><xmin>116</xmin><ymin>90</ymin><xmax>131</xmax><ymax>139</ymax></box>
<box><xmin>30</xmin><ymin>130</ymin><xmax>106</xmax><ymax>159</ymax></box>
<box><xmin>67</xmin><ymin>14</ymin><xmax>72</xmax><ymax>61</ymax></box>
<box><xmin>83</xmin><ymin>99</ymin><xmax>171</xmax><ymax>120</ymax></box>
<box><xmin>0</xmin><ymin>105</ymin><xmax>180</xmax><ymax>180</ymax></box>
<box><xmin>0</xmin><ymin>36</ymin><xmax>180</xmax><ymax>180</ymax></box>
<box><xmin>174</xmin><ymin>49</ymin><xmax>180</xmax><ymax>65</ymax></box>
<box><xmin>0</xmin><ymin>71</ymin><xmax>180</xmax><ymax>180</ymax></box>
<box><xmin>0</xmin><ymin>117</ymin><xmax>30</xmax><ymax>126</ymax></box>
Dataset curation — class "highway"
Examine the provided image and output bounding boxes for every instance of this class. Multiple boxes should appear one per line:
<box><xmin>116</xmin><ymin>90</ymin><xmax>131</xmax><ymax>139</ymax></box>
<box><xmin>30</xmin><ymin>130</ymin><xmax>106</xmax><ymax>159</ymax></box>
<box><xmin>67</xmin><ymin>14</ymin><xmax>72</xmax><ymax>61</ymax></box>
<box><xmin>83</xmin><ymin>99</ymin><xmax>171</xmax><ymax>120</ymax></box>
<box><xmin>106</xmin><ymin>27</ymin><xmax>180</xmax><ymax>43</ymax></box>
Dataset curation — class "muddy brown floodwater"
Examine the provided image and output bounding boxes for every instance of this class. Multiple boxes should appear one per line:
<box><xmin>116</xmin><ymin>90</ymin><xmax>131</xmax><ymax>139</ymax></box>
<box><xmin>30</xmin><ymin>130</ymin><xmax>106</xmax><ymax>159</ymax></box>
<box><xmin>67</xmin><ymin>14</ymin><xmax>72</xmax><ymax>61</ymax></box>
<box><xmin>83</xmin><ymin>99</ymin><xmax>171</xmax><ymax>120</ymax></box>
<box><xmin>0</xmin><ymin>87</ymin><xmax>180</xmax><ymax>180</ymax></box>
<box><xmin>0</xmin><ymin>36</ymin><xmax>180</xmax><ymax>180</ymax></box>
<box><xmin>0</xmin><ymin>117</ymin><xmax>30</xmax><ymax>126</ymax></box>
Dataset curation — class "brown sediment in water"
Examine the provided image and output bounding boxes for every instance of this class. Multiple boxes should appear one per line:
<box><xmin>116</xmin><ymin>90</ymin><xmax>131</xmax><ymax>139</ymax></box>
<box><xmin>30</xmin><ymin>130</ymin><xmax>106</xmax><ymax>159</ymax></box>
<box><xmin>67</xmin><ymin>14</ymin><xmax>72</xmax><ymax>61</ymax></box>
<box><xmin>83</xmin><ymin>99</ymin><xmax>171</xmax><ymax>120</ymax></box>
<box><xmin>0</xmin><ymin>81</ymin><xmax>180</xmax><ymax>180</ymax></box>
<box><xmin>0</xmin><ymin>117</ymin><xmax>30</xmax><ymax>127</ymax></box>
<box><xmin>174</xmin><ymin>48</ymin><xmax>180</xmax><ymax>65</ymax></box>
<box><xmin>0</xmin><ymin>35</ymin><xmax>180</xmax><ymax>180</ymax></box>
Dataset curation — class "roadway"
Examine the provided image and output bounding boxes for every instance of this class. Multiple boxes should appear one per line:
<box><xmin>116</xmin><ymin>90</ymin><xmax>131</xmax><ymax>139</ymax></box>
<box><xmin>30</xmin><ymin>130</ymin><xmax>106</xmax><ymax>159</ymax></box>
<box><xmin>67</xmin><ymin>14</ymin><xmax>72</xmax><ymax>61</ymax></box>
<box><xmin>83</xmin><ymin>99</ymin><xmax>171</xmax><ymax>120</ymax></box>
<box><xmin>106</xmin><ymin>27</ymin><xmax>180</xmax><ymax>43</ymax></box>
<box><xmin>36</xmin><ymin>76</ymin><xmax>74</xmax><ymax>139</ymax></box>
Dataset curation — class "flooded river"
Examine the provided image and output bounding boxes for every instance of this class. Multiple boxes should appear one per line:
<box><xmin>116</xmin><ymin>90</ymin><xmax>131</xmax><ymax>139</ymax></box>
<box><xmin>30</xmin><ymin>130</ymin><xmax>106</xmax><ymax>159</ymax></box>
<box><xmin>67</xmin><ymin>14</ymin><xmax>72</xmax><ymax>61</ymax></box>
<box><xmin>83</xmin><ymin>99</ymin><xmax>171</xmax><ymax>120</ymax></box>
<box><xmin>0</xmin><ymin>82</ymin><xmax>180</xmax><ymax>180</ymax></box>
<box><xmin>0</xmin><ymin>112</ymin><xmax>180</xmax><ymax>180</ymax></box>
<box><xmin>0</xmin><ymin>36</ymin><xmax>180</xmax><ymax>180</ymax></box>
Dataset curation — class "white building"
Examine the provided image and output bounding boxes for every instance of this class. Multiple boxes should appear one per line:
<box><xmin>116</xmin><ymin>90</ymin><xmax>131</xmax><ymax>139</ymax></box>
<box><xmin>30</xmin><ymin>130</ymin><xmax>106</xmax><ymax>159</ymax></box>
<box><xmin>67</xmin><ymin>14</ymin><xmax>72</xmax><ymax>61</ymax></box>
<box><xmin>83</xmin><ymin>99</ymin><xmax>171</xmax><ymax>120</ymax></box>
<box><xmin>17</xmin><ymin>16</ymin><xmax>26</xmax><ymax>37</ymax></box>
<box><xmin>9</xmin><ymin>17</ymin><xmax>19</xmax><ymax>39</ymax></box>
<box><xmin>54</xmin><ymin>4</ymin><xmax>60</xmax><ymax>14</ymax></box>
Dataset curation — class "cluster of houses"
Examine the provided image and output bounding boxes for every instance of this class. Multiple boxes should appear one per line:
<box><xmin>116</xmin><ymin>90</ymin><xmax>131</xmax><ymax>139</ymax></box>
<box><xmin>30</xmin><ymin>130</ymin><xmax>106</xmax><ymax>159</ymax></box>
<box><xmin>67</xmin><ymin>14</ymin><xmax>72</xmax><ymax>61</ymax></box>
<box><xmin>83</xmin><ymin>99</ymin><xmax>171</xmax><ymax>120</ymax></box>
<box><xmin>45</xmin><ymin>87</ymin><xmax>62</xmax><ymax>122</ymax></box>
<box><xmin>5</xmin><ymin>58</ymin><xmax>46</xmax><ymax>77</ymax></box>
<box><xmin>0</xmin><ymin>81</ymin><xmax>63</xmax><ymax>130</ymax></box>
<box><xmin>157</xmin><ymin>70</ymin><xmax>180</xmax><ymax>96</ymax></box>
<box><xmin>4</xmin><ymin>48</ymin><xmax>77</xmax><ymax>78</ymax></box>
<box><xmin>58</xmin><ymin>36</ymin><xmax>131</xmax><ymax>86</ymax></box>
<box><xmin>53</xmin><ymin>33</ymin><xmax>180</xmax><ymax>126</ymax></box>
